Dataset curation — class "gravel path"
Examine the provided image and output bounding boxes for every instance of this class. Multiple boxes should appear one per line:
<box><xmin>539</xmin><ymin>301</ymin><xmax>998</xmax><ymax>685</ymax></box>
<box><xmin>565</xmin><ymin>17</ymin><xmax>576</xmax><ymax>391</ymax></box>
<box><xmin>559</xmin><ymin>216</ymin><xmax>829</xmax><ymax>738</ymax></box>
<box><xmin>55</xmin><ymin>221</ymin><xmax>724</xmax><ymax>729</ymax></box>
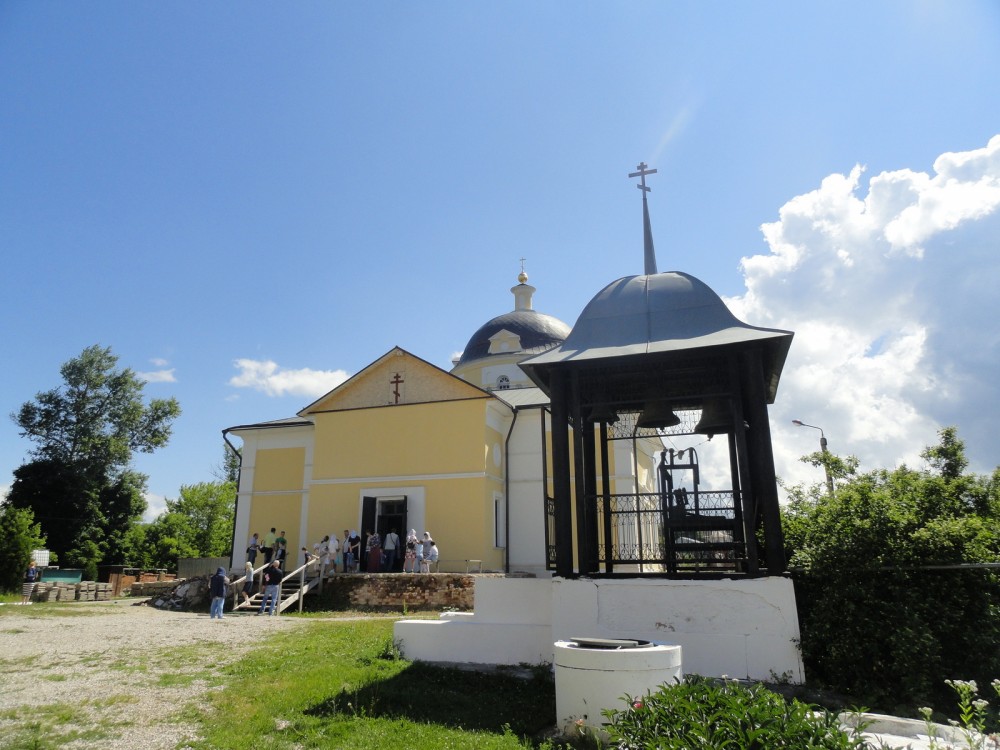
<box><xmin>0</xmin><ymin>600</ymin><xmax>307</xmax><ymax>749</ymax></box>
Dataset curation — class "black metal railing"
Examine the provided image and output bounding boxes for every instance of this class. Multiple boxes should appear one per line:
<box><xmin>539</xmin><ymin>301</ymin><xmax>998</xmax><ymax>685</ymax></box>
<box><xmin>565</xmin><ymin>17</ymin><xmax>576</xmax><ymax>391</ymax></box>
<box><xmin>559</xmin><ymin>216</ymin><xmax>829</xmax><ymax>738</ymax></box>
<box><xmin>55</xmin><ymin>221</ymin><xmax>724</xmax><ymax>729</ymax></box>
<box><xmin>594</xmin><ymin>490</ymin><xmax>746</xmax><ymax>574</ymax></box>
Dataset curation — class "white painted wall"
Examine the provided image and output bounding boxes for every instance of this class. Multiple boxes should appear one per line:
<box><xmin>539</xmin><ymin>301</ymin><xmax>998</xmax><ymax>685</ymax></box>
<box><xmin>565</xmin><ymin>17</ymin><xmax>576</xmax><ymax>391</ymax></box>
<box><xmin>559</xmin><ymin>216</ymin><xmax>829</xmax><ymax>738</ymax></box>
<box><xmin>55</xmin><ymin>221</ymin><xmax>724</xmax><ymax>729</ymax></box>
<box><xmin>395</xmin><ymin>575</ymin><xmax>804</xmax><ymax>683</ymax></box>
<box><xmin>505</xmin><ymin>410</ymin><xmax>549</xmax><ymax>575</ymax></box>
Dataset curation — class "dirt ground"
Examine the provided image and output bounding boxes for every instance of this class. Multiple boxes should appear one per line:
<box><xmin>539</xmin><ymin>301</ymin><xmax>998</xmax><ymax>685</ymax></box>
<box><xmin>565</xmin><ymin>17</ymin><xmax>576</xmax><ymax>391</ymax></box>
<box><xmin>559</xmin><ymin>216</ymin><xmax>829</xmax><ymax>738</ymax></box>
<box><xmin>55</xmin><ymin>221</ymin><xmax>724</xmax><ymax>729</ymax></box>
<box><xmin>0</xmin><ymin>600</ymin><xmax>305</xmax><ymax>749</ymax></box>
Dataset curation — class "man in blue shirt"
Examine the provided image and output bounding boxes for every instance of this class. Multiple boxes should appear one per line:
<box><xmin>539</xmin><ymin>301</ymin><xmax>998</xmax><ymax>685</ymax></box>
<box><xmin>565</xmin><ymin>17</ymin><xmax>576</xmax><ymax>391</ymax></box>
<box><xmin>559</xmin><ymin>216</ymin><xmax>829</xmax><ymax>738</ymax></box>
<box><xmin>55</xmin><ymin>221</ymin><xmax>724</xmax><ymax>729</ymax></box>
<box><xmin>209</xmin><ymin>566</ymin><xmax>230</xmax><ymax>620</ymax></box>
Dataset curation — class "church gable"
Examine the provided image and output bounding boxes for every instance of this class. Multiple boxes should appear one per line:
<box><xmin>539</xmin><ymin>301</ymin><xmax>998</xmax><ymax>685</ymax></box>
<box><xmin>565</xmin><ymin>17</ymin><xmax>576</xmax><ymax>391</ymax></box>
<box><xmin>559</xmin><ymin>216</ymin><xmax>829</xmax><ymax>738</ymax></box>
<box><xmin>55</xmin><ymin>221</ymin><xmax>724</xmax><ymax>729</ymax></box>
<box><xmin>300</xmin><ymin>347</ymin><xmax>490</xmax><ymax>415</ymax></box>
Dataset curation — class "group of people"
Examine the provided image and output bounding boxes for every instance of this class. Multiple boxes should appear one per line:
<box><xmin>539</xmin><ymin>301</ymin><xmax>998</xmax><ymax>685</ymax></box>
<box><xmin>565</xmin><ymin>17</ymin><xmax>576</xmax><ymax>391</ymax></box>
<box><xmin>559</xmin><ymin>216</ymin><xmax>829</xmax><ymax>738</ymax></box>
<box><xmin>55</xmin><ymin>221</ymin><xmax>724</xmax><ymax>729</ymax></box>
<box><xmin>248</xmin><ymin>527</ymin><xmax>441</xmax><ymax>576</ymax></box>
<box><xmin>209</xmin><ymin>558</ymin><xmax>286</xmax><ymax>618</ymax></box>
<box><xmin>403</xmin><ymin>530</ymin><xmax>439</xmax><ymax>573</ymax></box>
<box><xmin>299</xmin><ymin>528</ymin><xmax>438</xmax><ymax>574</ymax></box>
<box><xmin>246</xmin><ymin>528</ymin><xmax>288</xmax><ymax>568</ymax></box>
<box><xmin>206</xmin><ymin>523</ymin><xmax>447</xmax><ymax>620</ymax></box>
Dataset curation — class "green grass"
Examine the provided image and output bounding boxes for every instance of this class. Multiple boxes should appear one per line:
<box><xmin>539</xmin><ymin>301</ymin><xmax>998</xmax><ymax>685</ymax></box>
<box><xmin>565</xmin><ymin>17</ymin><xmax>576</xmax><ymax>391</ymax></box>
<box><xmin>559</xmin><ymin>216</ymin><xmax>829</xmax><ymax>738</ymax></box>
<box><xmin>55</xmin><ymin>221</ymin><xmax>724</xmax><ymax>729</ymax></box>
<box><xmin>0</xmin><ymin>601</ymin><xmax>118</xmax><ymax>619</ymax></box>
<box><xmin>0</xmin><ymin>701</ymin><xmax>118</xmax><ymax>750</ymax></box>
<box><xmin>191</xmin><ymin>619</ymin><xmax>561</xmax><ymax>749</ymax></box>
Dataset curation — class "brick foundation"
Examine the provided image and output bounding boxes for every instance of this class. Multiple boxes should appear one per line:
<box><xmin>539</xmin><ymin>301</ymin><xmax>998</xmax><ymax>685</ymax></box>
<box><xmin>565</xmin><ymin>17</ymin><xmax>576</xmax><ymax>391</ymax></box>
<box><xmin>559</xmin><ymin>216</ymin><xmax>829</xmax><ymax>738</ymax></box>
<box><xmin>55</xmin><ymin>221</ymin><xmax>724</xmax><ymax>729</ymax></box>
<box><xmin>326</xmin><ymin>572</ymin><xmax>502</xmax><ymax>610</ymax></box>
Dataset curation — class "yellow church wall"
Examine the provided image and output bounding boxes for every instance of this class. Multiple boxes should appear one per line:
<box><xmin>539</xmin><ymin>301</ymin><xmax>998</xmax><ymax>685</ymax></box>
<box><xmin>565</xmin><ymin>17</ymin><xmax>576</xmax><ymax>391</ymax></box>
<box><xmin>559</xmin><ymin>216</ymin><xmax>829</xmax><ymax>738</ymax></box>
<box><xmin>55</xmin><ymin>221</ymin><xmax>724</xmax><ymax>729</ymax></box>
<box><xmin>301</xmin><ymin>478</ymin><xmax>505</xmax><ymax>571</ymax></box>
<box><xmin>304</xmin><ymin>484</ymin><xmax>349</xmax><ymax>542</ymax></box>
<box><xmin>311</xmin><ymin>400</ymin><xmax>487</xmax><ymax>479</ymax></box>
<box><xmin>252</xmin><ymin>447</ymin><xmax>306</xmax><ymax>492</ymax></box>
<box><xmin>421</xmin><ymin>476</ymin><xmax>500</xmax><ymax>571</ymax></box>
<box><xmin>245</xmin><ymin>493</ymin><xmax>302</xmax><ymax>559</ymax></box>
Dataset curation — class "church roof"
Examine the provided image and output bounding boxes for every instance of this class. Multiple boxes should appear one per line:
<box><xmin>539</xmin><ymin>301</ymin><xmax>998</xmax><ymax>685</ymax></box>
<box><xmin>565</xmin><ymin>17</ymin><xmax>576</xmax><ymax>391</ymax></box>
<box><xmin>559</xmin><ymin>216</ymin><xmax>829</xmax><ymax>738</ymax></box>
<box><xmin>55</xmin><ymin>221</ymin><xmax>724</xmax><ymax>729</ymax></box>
<box><xmin>456</xmin><ymin>309</ymin><xmax>571</xmax><ymax>366</ymax></box>
<box><xmin>224</xmin><ymin>416</ymin><xmax>313</xmax><ymax>432</ymax></box>
<box><xmin>491</xmin><ymin>385</ymin><xmax>550</xmax><ymax>409</ymax></box>
<box><xmin>455</xmin><ymin>272</ymin><xmax>571</xmax><ymax>367</ymax></box>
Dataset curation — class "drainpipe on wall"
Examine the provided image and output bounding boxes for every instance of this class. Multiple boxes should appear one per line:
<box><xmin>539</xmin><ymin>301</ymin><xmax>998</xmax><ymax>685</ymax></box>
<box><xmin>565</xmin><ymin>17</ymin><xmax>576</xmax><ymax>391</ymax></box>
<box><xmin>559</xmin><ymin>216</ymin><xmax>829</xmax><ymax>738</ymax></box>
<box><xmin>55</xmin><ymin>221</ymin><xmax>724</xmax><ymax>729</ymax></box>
<box><xmin>222</xmin><ymin>428</ymin><xmax>243</xmax><ymax>570</ymax></box>
<box><xmin>503</xmin><ymin>407</ymin><xmax>519</xmax><ymax>574</ymax></box>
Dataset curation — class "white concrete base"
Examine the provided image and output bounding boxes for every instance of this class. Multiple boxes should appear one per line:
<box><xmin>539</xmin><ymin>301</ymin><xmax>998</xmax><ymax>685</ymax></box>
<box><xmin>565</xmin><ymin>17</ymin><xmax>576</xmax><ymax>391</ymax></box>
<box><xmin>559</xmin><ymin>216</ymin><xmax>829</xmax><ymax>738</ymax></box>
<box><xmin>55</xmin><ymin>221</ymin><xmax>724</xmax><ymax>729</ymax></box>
<box><xmin>394</xmin><ymin>575</ymin><xmax>804</xmax><ymax>683</ymax></box>
<box><xmin>555</xmin><ymin>640</ymin><xmax>682</xmax><ymax>733</ymax></box>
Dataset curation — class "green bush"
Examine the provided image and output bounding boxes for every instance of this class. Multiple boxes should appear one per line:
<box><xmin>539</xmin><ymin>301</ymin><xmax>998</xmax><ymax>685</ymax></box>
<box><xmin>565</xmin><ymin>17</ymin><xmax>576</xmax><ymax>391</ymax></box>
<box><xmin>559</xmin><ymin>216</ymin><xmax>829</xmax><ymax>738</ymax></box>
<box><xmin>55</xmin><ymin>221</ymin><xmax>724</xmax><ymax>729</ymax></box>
<box><xmin>602</xmin><ymin>675</ymin><xmax>871</xmax><ymax>749</ymax></box>
<box><xmin>784</xmin><ymin>428</ymin><xmax>1000</xmax><ymax>712</ymax></box>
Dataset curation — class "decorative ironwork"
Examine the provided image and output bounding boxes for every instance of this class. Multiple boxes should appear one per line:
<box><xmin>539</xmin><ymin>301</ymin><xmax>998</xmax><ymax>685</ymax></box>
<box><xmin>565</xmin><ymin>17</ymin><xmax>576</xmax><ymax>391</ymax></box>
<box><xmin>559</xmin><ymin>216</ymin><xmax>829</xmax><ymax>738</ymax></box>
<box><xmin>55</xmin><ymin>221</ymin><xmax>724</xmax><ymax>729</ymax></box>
<box><xmin>593</xmin><ymin>490</ymin><xmax>745</xmax><ymax>574</ymax></box>
<box><xmin>606</xmin><ymin>409</ymin><xmax>702</xmax><ymax>439</ymax></box>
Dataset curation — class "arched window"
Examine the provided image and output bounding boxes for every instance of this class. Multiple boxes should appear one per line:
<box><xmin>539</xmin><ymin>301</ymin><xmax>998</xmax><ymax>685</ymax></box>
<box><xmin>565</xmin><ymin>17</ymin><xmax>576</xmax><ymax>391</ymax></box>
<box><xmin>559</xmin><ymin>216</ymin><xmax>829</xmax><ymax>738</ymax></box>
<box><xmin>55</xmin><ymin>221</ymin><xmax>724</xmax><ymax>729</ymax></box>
<box><xmin>496</xmin><ymin>375</ymin><xmax>510</xmax><ymax>390</ymax></box>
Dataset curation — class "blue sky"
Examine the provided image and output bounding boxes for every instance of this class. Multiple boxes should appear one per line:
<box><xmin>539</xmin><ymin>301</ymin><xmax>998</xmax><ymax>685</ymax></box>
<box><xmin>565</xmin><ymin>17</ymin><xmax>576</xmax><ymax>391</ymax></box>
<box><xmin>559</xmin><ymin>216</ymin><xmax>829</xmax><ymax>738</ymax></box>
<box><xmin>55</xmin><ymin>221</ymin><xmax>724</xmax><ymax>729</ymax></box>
<box><xmin>3</xmin><ymin>2</ymin><xmax>999</xmax><ymax>519</ymax></box>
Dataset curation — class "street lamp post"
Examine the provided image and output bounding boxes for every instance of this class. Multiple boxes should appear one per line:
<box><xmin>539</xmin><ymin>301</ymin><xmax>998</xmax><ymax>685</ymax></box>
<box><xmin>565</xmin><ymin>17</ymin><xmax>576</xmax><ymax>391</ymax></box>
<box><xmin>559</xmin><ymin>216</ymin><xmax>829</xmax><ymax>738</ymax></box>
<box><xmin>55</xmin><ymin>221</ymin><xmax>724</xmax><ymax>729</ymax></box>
<box><xmin>792</xmin><ymin>420</ymin><xmax>835</xmax><ymax>496</ymax></box>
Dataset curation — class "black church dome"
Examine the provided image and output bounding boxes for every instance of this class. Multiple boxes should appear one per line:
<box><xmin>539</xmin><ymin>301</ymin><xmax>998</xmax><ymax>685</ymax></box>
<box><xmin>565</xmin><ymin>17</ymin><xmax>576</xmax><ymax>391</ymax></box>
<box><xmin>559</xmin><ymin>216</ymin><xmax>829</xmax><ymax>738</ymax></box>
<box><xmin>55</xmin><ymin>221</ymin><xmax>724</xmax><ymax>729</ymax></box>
<box><xmin>456</xmin><ymin>308</ymin><xmax>571</xmax><ymax>366</ymax></box>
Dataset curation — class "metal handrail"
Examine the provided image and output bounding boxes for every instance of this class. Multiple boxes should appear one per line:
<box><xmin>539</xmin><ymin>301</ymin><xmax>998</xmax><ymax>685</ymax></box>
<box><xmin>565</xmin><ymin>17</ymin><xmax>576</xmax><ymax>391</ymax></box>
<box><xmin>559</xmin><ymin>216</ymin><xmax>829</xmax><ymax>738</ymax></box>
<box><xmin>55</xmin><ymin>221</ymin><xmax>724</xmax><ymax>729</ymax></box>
<box><xmin>230</xmin><ymin>558</ymin><xmax>322</xmax><ymax>614</ymax></box>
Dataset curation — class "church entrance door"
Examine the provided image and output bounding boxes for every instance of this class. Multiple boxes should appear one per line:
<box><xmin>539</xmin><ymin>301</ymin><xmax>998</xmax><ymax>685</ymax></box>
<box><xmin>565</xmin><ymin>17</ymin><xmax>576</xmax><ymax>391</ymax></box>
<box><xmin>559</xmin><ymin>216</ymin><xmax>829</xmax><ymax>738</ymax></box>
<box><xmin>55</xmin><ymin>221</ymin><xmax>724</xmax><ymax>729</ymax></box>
<box><xmin>363</xmin><ymin>496</ymin><xmax>407</xmax><ymax>572</ymax></box>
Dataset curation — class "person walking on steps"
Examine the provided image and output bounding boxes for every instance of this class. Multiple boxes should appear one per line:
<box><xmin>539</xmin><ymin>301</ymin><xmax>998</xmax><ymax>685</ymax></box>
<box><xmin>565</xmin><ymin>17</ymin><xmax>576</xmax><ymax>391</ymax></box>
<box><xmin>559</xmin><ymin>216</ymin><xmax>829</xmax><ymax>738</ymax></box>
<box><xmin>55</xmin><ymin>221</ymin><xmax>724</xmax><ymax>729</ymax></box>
<box><xmin>240</xmin><ymin>560</ymin><xmax>255</xmax><ymax>604</ymax></box>
<box><xmin>257</xmin><ymin>559</ymin><xmax>283</xmax><ymax>616</ymax></box>
<box><xmin>261</xmin><ymin>528</ymin><xmax>277</xmax><ymax>564</ymax></box>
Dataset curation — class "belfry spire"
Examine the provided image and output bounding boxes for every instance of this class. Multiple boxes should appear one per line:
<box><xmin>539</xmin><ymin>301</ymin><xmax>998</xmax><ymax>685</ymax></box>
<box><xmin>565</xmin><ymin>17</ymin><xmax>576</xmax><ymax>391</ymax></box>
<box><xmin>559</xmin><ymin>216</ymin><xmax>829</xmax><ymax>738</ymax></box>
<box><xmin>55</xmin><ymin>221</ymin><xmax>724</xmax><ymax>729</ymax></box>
<box><xmin>628</xmin><ymin>161</ymin><xmax>659</xmax><ymax>275</ymax></box>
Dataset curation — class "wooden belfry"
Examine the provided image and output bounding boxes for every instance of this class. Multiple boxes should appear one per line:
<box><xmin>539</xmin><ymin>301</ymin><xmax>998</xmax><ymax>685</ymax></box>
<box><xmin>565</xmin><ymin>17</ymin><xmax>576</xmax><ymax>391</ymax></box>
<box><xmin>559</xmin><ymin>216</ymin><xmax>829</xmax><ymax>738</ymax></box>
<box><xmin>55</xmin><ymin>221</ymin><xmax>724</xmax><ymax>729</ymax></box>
<box><xmin>519</xmin><ymin>164</ymin><xmax>793</xmax><ymax>578</ymax></box>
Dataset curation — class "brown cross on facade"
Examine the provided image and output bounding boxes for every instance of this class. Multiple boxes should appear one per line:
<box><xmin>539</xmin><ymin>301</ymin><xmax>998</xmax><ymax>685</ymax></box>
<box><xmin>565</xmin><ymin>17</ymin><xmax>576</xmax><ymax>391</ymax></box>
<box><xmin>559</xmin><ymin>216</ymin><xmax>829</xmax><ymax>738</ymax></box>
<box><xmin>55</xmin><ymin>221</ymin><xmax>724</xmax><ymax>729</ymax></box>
<box><xmin>390</xmin><ymin>372</ymin><xmax>404</xmax><ymax>404</ymax></box>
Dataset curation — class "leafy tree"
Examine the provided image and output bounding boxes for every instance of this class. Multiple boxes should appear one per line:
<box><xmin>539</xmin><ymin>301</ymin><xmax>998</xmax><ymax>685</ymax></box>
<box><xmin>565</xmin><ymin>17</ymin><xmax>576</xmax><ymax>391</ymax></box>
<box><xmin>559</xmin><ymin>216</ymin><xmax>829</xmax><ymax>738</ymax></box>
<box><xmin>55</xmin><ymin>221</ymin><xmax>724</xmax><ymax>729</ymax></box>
<box><xmin>214</xmin><ymin>444</ymin><xmax>241</xmax><ymax>484</ymax></box>
<box><xmin>784</xmin><ymin>427</ymin><xmax>1000</xmax><ymax>712</ymax></box>
<box><xmin>167</xmin><ymin>481</ymin><xmax>235</xmax><ymax>558</ymax></box>
<box><xmin>0</xmin><ymin>504</ymin><xmax>46</xmax><ymax>593</ymax></box>
<box><xmin>143</xmin><ymin>512</ymin><xmax>201</xmax><ymax>570</ymax></box>
<box><xmin>140</xmin><ymin>481</ymin><xmax>235</xmax><ymax>570</ymax></box>
<box><xmin>6</xmin><ymin>345</ymin><xmax>180</xmax><ymax>571</ymax></box>
<box><xmin>119</xmin><ymin>523</ymin><xmax>151</xmax><ymax>570</ymax></box>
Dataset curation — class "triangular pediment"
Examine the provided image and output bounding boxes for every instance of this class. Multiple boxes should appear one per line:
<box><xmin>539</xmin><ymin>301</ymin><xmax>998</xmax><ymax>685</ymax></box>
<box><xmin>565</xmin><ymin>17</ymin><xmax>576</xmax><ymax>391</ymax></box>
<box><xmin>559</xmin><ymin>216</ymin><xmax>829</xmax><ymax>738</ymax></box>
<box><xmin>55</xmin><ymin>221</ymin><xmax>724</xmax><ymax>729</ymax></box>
<box><xmin>488</xmin><ymin>328</ymin><xmax>523</xmax><ymax>355</ymax></box>
<box><xmin>299</xmin><ymin>346</ymin><xmax>492</xmax><ymax>415</ymax></box>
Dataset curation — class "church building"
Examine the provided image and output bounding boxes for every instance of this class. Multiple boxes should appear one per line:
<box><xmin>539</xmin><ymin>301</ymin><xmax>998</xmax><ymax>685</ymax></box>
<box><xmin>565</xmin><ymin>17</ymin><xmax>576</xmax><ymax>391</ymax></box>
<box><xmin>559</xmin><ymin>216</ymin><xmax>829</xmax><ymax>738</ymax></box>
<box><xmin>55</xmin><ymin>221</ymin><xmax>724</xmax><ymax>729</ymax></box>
<box><xmin>224</xmin><ymin>271</ymin><xmax>662</xmax><ymax>575</ymax></box>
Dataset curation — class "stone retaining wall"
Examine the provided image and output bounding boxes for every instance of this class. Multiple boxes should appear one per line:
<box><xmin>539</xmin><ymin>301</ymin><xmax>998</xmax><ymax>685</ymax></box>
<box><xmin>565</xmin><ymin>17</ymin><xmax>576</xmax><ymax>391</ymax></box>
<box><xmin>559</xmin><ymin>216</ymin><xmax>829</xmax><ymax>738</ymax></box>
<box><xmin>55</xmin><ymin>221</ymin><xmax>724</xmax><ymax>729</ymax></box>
<box><xmin>130</xmin><ymin>580</ymin><xmax>181</xmax><ymax>597</ymax></box>
<box><xmin>328</xmin><ymin>572</ymin><xmax>497</xmax><ymax>610</ymax></box>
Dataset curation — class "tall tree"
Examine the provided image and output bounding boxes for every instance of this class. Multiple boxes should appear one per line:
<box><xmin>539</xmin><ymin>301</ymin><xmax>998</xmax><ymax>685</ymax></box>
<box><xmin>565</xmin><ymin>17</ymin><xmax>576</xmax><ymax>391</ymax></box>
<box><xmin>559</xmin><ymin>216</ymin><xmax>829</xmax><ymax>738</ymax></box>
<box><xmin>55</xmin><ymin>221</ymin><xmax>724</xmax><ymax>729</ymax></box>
<box><xmin>213</xmin><ymin>443</ymin><xmax>241</xmax><ymax>484</ymax></box>
<box><xmin>7</xmin><ymin>345</ymin><xmax>180</xmax><ymax>574</ymax></box>
<box><xmin>167</xmin><ymin>481</ymin><xmax>236</xmax><ymax>558</ymax></box>
<box><xmin>0</xmin><ymin>504</ymin><xmax>46</xmax><ymax>593</ymax></box>
<box><xmin>139</xmin><ymin>481</ymin><xmax>235</xmax><ymax>570</ymax></box>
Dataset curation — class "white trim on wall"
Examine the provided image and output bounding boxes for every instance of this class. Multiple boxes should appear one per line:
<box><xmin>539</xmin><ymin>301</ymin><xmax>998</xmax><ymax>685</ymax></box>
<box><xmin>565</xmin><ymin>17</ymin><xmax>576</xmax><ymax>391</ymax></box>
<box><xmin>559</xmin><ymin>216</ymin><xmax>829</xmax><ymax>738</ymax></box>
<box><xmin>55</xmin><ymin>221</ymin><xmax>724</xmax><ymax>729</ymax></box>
<box><xmin>357</xmin><ymin>485</ymin><xmax>426</xmax><ymax>539</ymax></box>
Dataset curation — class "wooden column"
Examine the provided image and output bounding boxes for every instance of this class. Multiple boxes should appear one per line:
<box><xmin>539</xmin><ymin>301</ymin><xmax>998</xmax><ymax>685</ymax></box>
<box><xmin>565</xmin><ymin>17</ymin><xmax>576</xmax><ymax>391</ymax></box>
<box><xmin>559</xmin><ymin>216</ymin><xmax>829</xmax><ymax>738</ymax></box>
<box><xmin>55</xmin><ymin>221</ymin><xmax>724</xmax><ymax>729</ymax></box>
<box><xmin>740</xmin><ymin>349</ymin><xmax>786</xmax><ymax>574</ymax></box>
<box><xmin>549</xmin><ymin>370</ymin><xmax>575</xmax><ymax>577</ymax></box>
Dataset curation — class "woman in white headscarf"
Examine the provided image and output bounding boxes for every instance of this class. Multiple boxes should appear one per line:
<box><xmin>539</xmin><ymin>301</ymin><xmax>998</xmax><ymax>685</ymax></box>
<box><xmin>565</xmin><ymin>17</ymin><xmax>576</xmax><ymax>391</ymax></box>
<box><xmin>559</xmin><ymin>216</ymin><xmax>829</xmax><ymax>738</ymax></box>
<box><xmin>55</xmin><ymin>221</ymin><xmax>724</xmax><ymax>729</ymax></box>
<box><xmin>419</xmin><ymin>532</ymin><xmax>434</xmax><ymax>573</ymax></box>
<box><xmin>403</xmin><ymin>529</ymin><xmax>419</xmax><ymax>573</ymax></box>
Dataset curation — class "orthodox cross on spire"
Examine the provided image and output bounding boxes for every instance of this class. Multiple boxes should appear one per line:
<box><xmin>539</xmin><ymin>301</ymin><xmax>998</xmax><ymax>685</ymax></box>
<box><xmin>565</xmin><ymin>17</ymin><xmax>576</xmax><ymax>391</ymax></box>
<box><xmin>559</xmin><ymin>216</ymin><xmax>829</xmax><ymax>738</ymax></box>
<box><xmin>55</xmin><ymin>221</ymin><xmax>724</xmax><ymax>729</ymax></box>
<box><xmin>628</xmin><ymin>161</ymin><xmax>659</xmax><ymax>275</ymax></box>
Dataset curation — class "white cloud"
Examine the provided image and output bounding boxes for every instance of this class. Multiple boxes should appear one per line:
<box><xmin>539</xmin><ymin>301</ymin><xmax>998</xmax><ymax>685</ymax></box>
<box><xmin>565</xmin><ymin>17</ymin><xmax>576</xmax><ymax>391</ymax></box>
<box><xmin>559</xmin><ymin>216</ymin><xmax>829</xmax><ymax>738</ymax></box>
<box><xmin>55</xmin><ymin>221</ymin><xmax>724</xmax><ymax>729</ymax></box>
<box><xmin>229</xmin><ymin>359</ymin><xmax>350</xmax><ymax>398</ymax></box>
<box><xmin>729</xmin><ymin>135</ymin><xmax>1000</xmax><ymax>491</ymax></box>
<box><xmin>150</xmin><ymin>357</ymin><xmax>170</xmax><ymax>367</ymax></box>
<box><xmin>138</xmin><ymin>368</ymin><xmax>177</xmax><ymax>383</ymax></box>
<box><xmin>143</xmin><ymin>492</ymin><xmax>168</xmax><ymax>522</ymax></box>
